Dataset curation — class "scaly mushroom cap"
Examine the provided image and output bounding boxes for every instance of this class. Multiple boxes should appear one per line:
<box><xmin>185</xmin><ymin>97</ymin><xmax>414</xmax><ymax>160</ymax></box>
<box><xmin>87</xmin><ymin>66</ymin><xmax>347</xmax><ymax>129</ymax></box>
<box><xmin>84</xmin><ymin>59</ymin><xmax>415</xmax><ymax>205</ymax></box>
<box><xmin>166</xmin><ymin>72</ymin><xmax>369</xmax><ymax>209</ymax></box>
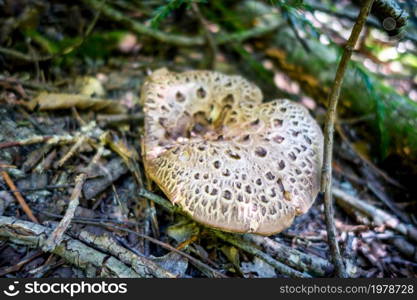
<box><xmin>141</xmin><ymin>69</ymin><xmax>323</xmax><ymax>235</ymax></box>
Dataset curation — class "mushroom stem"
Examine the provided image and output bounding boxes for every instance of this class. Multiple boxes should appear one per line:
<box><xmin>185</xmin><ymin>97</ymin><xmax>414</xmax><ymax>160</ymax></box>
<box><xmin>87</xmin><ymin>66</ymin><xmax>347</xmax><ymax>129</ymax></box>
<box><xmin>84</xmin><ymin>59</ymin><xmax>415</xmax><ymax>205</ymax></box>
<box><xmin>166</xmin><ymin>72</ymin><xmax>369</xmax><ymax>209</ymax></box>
<box><xmin>320</xmin><ymin>0</ymin><xmax>375</xmax><ymax>278</ymax></box>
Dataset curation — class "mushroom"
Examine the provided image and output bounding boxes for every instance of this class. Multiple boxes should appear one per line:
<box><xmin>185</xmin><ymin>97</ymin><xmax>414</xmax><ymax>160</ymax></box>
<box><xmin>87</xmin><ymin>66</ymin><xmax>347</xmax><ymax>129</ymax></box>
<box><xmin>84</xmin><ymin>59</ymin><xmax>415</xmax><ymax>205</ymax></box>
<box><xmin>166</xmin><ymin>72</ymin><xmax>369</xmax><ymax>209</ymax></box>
<box><xmin>141</xmin><ymin>68</ymin><xmax>323</xmax><ymax>235</ymax></box>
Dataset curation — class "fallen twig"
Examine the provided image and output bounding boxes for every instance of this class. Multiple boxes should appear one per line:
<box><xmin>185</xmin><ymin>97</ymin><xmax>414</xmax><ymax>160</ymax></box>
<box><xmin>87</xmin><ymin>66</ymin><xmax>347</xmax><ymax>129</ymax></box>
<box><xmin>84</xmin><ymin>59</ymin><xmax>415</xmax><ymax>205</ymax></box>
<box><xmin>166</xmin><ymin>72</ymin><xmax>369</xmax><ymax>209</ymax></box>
<box><xmin>389</xmin><ymin>237</ymin><xmax>417</xmax><ymax>262</ymax></box>
<box><xmin>0</xmin><ymin>216</ymin><xmax>145</xmax><ymax>277</ymax></box>
<box><xmin>82</xmin><ymin>157</ymin><xmax>128</xmax><ymax>200</ymax></box>
<box><xmin>72</xmin><ymin>228</ymin><xmax>177</xmax><ymax>278</ymax></box>
<box><xmin>57</xmin><ymin>136</ymin><xmax>88</xmax><ymax>167</ymax></box>
<box><xmin>0</xmin><ymin>250</ymin><xmax>43</xmax><ymax>277</ymax></box>
<box><xmin>0</xmin><ymin>170</ymin><xmax>39</xmax><ymax>224</ymax></box>
<box><xmin>104</xmin><ymin>135</ymin><xmax>160</xmax><ymax>249</ymax></box>
<box><xmin>138</xmin><ymin>187</ymin><xmax>178</xmax><ymax>213</ymax></box>
<box><xmin>73</xmin><ymin>220</ymin><xmax>226</xmax><ymax>278</ymax></box>
<box><xmin>246</xmin><ymin>234</ymin><xmax>333</xmax><ymax>277</ymax></box>
<box><xmin>213</xmin><ymin>231</ymin><xmax>311</xmax><ymax>278</ymax></box>
<box><xmin>0</xmin><ymin>136</ymin><xmax>53</xmax><ymax>149</ymax></box>
<box><xmin>0</xmin><ymin>131</ymin><xmax>93</xmax><ymax>150</ymax></box>
<box><xmin>44</xmin><ymin>140</ymin><xmax>106</xmax><ymax>251</ymax></box>
<box><xmin>333</xmin><ymin>187</ymin><xmax>417</xmax><ymax>243</ymax></box>
<box><xmin>320</xmin><ymin>0</ymin><xmax>375</xmax><ymax>278</ymax></box>
<box><xmin>82</xmin><ymin>0</ymin><xmax>203</xmax><ymax>46</ymax></box>
<box><xmin>0</xmin><ymin>47</ymin><xmax>52</xmax><ymax>62</ymax></box>
<box><xmin>34</xmin><ymin>209</ymin><xmax>225</xmax><ymax>278</ymax></box>
<box><xmin>0</xmin><ymin>75</ymin><xmax>58</xmax><ymax>92</ymax></box>
<box><xmin>43</xmin><ymin>173</ymin><xmax>87</xmax><ymax>252</ymax></box>
<box><xmin>335</xmin><ymin>122</ymin><xmax>404</xmax><ymax>190</ymax></box>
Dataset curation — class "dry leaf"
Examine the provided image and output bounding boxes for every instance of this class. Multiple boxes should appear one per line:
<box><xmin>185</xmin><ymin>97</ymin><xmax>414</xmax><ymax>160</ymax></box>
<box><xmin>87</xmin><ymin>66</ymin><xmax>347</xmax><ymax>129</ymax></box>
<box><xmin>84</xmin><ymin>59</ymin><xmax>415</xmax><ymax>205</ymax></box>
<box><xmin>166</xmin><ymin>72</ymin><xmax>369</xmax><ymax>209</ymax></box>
<box><xmin>34</xmin><ymin>92</ymin><xmax>126</xmax><ymax>114</ymax></box>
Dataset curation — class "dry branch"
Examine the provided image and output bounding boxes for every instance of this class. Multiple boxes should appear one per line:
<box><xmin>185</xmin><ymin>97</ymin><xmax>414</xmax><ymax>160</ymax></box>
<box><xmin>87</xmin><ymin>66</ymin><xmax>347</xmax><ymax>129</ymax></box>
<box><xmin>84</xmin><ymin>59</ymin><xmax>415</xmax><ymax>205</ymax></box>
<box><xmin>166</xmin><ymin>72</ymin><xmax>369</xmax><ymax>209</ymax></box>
<box><xmin>246</xmin><ymin>234</ymin><xmax>333</xmax><ymax>277</ymax></box>
<box><xmin>390</xmin><ymin>237</ymin><xmax>417</xmax><ymax>262</ymax></box>
<box><xmin>0</xmin><ymin>250</ymin><xmax>43</xmax><ymax>277</ymax></box>
<box><xmin>43</xmin><ymin>173</ymin><xmax>87</xmax><ymax>252</ymax></box>
<box><xmin>71</xmin><ymin>220</ymin><xmax>226</xmax><ymax>278</ymax></box>
<box><xmin>214</xmin><ymin>231</ymin><xmax>311</xmax><ymax>278</ymax></box>
<box><xmin>320</xmin><ymin>0</ymin><xmax>375</xmax><ymax>278</ymax></box>
<box><xmin>1</xmin><ymin>170</ymin><xmax>39</xmax><ymax>224</ymax></box>
<box><xmin>0</xmin><ymin>216</ymin><xmax>157</xmax><ymax>277</ymax></box>
<box><xmin>72</xmin><ymin>228</ymin><xmax>176</xmax><ymax>278</ymax></box>
<box><xmin>57</xmin><ymin>136</ymin><xmax>88</xmax><ymax>167</ymax></box>
<box><xmin>82</xmin><ymin>157</ymin><xmax>129</xmax><ymax>200</ymax></box>
<box><xmin>333</xmin><ymin>187</ymin><xmax>417</xmax><ymax>243</ymax></box>
<box><xmin>44</xmin><ymin>136</ymin><xmax>106</xmax><ymax>251</ymax></box>
<box><xmin>0</xmin><ymin>136</ymin><xmax>53</xmax><ymax>150</ymax></box>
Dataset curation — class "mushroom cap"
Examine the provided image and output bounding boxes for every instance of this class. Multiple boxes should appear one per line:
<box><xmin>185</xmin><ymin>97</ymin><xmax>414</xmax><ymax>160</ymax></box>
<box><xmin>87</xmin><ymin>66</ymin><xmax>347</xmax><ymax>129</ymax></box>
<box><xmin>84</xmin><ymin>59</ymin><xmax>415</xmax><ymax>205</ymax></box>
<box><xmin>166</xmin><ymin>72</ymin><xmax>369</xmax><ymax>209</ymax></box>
<box><xmin>141</xmin><ymin>68</ymin><xmax>323</xmax><ymax>235</ymax></box>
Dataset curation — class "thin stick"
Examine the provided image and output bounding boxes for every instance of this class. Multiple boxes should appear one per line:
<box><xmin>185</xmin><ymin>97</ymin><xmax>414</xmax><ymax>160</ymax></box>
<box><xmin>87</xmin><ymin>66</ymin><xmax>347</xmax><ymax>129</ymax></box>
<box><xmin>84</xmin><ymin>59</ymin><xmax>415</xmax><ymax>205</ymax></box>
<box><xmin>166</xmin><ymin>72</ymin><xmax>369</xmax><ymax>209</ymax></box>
<box><xmin>0</xmin><ymin>250</ymin><xmax>43</xmax><ymax>276</ymax></box>
<box><xmin>213</xmin><ymin>231</ymin><xmax>311</xmax><ymax>278</ymax></box>
<box><xmin>76</xmin><ymin>220</ymin><xmax>227</xmax><ymax>278</ymax></box>
<box><xmin>43</xmin><ymin>173</ymin><xmax>87</xmax><ymax>251</ymax></box>
<box><xmin>1</xmin><ymin>170</ymin><xmax>39</xmax><ymax>224</ymax></box>
<box><xmin>34</xmin><ymin>208</ymin><xmax>224</xmax><ymax>276</ymax></box>
<box><xmin>0</xmin><ymin>136</ymin><xmax>52</xmax><ymax>149</ymax></box>
<box><xmin>246</xmin><ymin>234</ymin><xmax>333</xmax><ymax>276</ymax></box>
<box><xmin>44</xmin><ymin>145</ymin><xmax>105</xmax><ymax>251</ymax></box>
<box><xmin>0</xmin><ymin>216</ymin><xmax>144</xmax><ymax>278</ymax></box>
<box><xmin>57</xmin><ymin>136</ymin><xmax>87</xmax><ymax>167</ymax></box>
<box><xmin>33</xmin><ymin>208</ymin><xmax>224</xmax><ymax>277</ymax></box>
<box><xmin>333</xmin><ymin>187</ymin><xmax>417</xmax><ymax>243</ymax></box>
<box><xmin>320</xmin><ymin>0</ymin><xmax>375</xmax><ymax>278</ymax></box>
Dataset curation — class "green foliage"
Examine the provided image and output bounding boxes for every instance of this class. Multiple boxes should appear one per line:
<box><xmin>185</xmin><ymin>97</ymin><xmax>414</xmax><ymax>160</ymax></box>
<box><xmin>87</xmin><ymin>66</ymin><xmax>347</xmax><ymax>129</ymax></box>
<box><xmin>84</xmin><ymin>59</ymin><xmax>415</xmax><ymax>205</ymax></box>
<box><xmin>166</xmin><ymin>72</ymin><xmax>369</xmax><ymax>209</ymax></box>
<box><xmin>24</xmin><ymin>29</ymin><xmax>61</xmax><ymax>54</ymax></box>
<box><xmin>269</xmin><ymin>0</ymin><xmax>305</xmax><ymax>10</ymax></box>
<box><xmin>354</xmin><ymin>63</ymin><xmax>390</xmax><ymax>160</ymax></box>
<box><xmin>74</xmin><ymin>31</ymin><xmax>128</xmax><ymax>58</ymax></box>
<box><xmin>270</xmin><ymin>0</ymin><xmax>319</xmax><ymax>40</ymax></box>
<box><xmin>22</xmin><ymin>30</ymin><xmax>130</xmax><ymax>70</ymax></box>
<box><xmin>150</xmin><ymin>0</ymin><xmax>206</xmax><ymax>29</ymax></box>
<box><xmin>231</xmin><ymin>44</ymin><xmax>274</xmax><ymax>86</ymax></box>
<box><xmin>150</xmin><ymin>0</ymin><xmax>188</xmax><ymax>28</ymax></box>
<box><xmin>207</xmin><ymin>1</ymin><xmax>247</xmax><ymax>31</ymax></box>
<box><xmin>23</xmin><ymin>28</ymin><xmax>128</xmax><ymax>61</ymax></box>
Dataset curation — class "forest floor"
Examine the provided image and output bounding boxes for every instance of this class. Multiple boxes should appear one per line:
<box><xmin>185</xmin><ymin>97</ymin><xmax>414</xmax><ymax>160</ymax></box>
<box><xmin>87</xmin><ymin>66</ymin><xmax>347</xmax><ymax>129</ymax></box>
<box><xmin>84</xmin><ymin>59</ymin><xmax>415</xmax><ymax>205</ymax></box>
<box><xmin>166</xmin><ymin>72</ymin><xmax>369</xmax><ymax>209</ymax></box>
<box><xmin>0</xmin><ymin>0</ymin><xmax>417</xmax><ymax>278</ymax></box>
